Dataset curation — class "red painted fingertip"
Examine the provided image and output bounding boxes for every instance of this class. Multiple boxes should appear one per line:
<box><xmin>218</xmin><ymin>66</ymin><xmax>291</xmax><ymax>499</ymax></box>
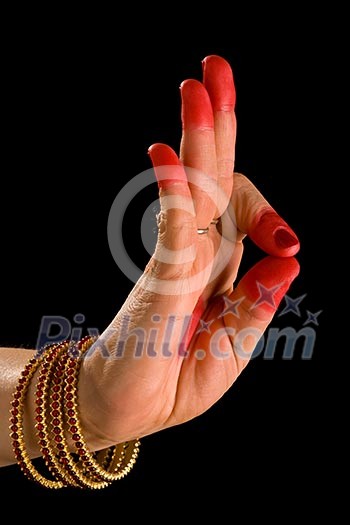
<box><xmin>274</xmin><ymin>228</ymin><xmax>299</xmax><ymax>250</ymax></box>
<box><xmin>180</xmin><ymin>79</ymin><xmax>214</xmax><ymax>131</ymax></box>
<box><xmin>249</xmin><ymin>210</ymin><xmax>300</xmax><ymax>257</ymax></box>
<box><xmin>148</xmin><ymin>143</ymin><xmax>181</xmax><ymax>167</ymax></box>
<box><xmin>148</xmin><ymin>143</ymin><xmax>186</xmax><ymax>190</ymax></box>
<box><xmin>202</xmin><ymin>55</ymin><xmax>236</xmax><ymax>111</ymax></box>
<box><xmin>238</xmin><ymin>256</ymin><xmax>300</xmax><ymax>319</ymax></box>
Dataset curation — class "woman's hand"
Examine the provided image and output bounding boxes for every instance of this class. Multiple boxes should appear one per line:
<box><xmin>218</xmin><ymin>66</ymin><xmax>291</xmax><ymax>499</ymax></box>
<box><xmin>79</xmin><ymin>56</ymin><xmax>300</xmax><ymax>448</ymax></box>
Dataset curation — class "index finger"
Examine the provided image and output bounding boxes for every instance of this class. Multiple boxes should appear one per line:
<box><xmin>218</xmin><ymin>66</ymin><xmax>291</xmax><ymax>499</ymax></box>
<box><xmin>232</xmin><ymin>173</ymin><xmax>300</xmax><ymax>257</ymax></box>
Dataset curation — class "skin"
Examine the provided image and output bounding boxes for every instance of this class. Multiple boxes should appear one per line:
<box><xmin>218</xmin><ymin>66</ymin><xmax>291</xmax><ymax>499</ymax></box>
<box><xmin>0</xmin><ymin>55</ymin><xmax>300</xmax><ymax>467</ymax></box>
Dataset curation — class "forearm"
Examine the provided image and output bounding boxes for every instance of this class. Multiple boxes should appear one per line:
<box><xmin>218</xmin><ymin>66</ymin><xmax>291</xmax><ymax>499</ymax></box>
<box><xmin>0</xmin><ymin>347</ymin><xmax>37</xmax><ymax>466</ymax></box>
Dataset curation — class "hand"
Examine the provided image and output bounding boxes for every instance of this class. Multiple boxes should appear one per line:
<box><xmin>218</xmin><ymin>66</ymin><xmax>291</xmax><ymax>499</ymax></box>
<box><xmin>79</xmin><ymin>56</ymin><xmax>300</xmax><ymax>448</ymax></box>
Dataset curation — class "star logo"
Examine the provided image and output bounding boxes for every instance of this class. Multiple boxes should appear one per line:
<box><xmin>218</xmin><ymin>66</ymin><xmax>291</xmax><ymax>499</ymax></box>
<box><xmin>278</xmin><ymin>294</ymin><xmax>307</xmax><ymax>317</ymax></box>
<box><xmin>303</xmin><ymin>310</ymin><xmax>322</xmax><ymax>326</ymax></box>
<box><xmin>250</xmin><ymin>282</ymin><xmax>282</xmax><ymax>310</ymax></box>
<box><xmin>196</xmin><ymin>319</ymin><xmax>214</xmax><ymax>335</ymax></box>
<box><xmin>219</xmin><ymin>296</ymin><xmax>245</xmax><ymax>319</ymax></box>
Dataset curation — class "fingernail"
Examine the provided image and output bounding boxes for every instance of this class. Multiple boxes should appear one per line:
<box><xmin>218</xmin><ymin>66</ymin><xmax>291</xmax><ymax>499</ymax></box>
<box><xmin>274</xmin><ymin>228</ymin><xmax>299</xmax><ymax>249</ymax></box>
<box><xmin>249</xmin><ymin>210</ymin><xmax>300</xmax><ymax>257</ymax></box>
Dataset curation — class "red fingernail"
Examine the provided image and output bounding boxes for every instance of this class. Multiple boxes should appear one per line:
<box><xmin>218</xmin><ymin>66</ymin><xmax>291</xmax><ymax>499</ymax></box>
<box><xmin>202</xmin><ymin>55</ymin><xmax>236</xmax><ymax>111</ymax></box>
<box><xmin>249</xmin><ymin>210</ymin><xmax>300</xmax><ymax>257</ymax></box>
<box><xmin>180</xmin><ymin>79</ymin><xmax>214</xmax><ymax>130</ymax></box>
<box><xmin>274</xmin><ymin>228</ymin><xmax>299</xmax><ymax>249</ymax></box>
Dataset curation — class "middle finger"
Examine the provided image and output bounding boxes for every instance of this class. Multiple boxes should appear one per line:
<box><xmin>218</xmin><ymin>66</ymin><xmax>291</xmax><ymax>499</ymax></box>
<box><xmin>180</xmin><ymin>79</ymin><xmax>218</xmax><ymax>230</ymax></box>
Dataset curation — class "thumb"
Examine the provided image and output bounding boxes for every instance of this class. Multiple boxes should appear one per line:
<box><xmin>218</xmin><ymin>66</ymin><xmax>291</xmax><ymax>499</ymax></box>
<box><xmin>189</xmin><ymin>256</ymin><xmax>300</xmax><ymax>386</ymax></box>
<box><xmin>204</xmin><ymin>256</ymin><xmax>300</xmax><ymax>370</ymax></box>
<box><xmin>233</xmin><ymin>255</ymin><xmax>300</xmax><ymax>322</ymax></box>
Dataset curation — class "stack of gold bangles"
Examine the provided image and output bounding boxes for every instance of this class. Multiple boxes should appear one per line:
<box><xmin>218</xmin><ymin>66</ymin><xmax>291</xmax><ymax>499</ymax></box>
<box><xmin>9</xmin><ymin>336</ymin><xmax>140</xmax><ymax>489</ymax></box>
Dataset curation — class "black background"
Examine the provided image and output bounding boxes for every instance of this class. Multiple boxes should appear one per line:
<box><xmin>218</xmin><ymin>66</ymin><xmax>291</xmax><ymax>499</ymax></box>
<box><xmin>0</xmin><ymin>15</ymin><xmax>328</xmax><ymax>516</ymax></box>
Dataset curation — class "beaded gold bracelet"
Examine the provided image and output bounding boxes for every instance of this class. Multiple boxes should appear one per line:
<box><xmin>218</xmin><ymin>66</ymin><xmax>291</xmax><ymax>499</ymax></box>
<box><xmin>62</xmin><ymin>336</ymin><xmax>140</xmax><ymax>485</ymax></box>
<box><xmin>35</xmin><ymin>340</ymin><xmax>80</xmax><ymax>487</ymax></box>
<box><xmin>10</xmin><ymin>336</ymin><xmax>140</xmax><ymax>489</ymax></box>
<box><xmin>47</xmin><ymin>338</ymin><xmax>101</xmax><ymax>488</ymax></box>
<box><xmin>10</xmin><ymin>343</ymin><xmax>65</xmax><ymax>488</ymax></box>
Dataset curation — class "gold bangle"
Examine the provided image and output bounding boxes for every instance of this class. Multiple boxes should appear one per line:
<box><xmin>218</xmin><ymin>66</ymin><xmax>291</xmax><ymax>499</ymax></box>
<box><xmin>35</xmin><ymin>340</ymin><xmax>79</xmax><ymax>487</ymax></box>
<box><xmin>47</xmin><ymin>336</ymin><xmax>109</xmax><ymax>489</ymax></box>
<box><xmin>103</xmin><ymin>440</ymin><xmax>141</xmax><ymax>476</ymax></box>
<box><xmin>11</xmin><ymin>336</ymin><xmax>141</xmax><ymax>489</ymax></box>
<box><xmin>10</xmin><ymin>344</ymin><xmax>65</xmax><ymax>489</ymax></box>
<box><xmin>63</xmin><ymin>336</ymin><xmax>140</xmax><ymax>483</ymax></box>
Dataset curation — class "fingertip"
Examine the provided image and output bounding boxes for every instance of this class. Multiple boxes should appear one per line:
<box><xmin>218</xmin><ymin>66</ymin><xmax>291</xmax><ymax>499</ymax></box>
<box><xmin>237</xmin><ymin>256</ymin><xmax>300</xmax><ymax>319</ymax></box>
<box><xmin>202</xmin><ymin>55</ymin><xmax>236</xmax><ymax>111</ymax></box>
<box><xmin>202</xmin><ymin>55</ymin><xmax>231</xmax><ymax>72</ymax></box>
<box><xmin>180</xmin><ymin>78</ymin><xmax>203</xmax><ymax>91</ymax></box>
<box><xmin>274</xmin><ymin>228</ymin><xmax>300</xmax><ymax>255</ymax></box>
<box><xmin>180</xmin><ymin>79</ymin><xmax>214</xmax><ymax>130</ymax></box>
<box><xmin>148</xmin><ymin>143</ymin><xmax>187</xmax><ymax>190</ymax></box>
<box><xmin>249</xmin><ymin>210</ymin><xmax>300</xmax><ymax>257</ymax></box>
<box><xmin>179</xmin><ymin>79</ymin><xmax>195</xmax><ymax>91</ymax></box>
<box><xmin>202</xmin><ymin>54</ymin><xmax>229</xmax><ymax>63</ymax></box>
<box><xmin>280</xmin><ymin>256</ymin><xmax>300</xmax><ymax>280</ymax></box>
<box><xmin>148</xmin><ymin>143</ymin><xmax>180</xmax><ymax>167</ymax></box>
